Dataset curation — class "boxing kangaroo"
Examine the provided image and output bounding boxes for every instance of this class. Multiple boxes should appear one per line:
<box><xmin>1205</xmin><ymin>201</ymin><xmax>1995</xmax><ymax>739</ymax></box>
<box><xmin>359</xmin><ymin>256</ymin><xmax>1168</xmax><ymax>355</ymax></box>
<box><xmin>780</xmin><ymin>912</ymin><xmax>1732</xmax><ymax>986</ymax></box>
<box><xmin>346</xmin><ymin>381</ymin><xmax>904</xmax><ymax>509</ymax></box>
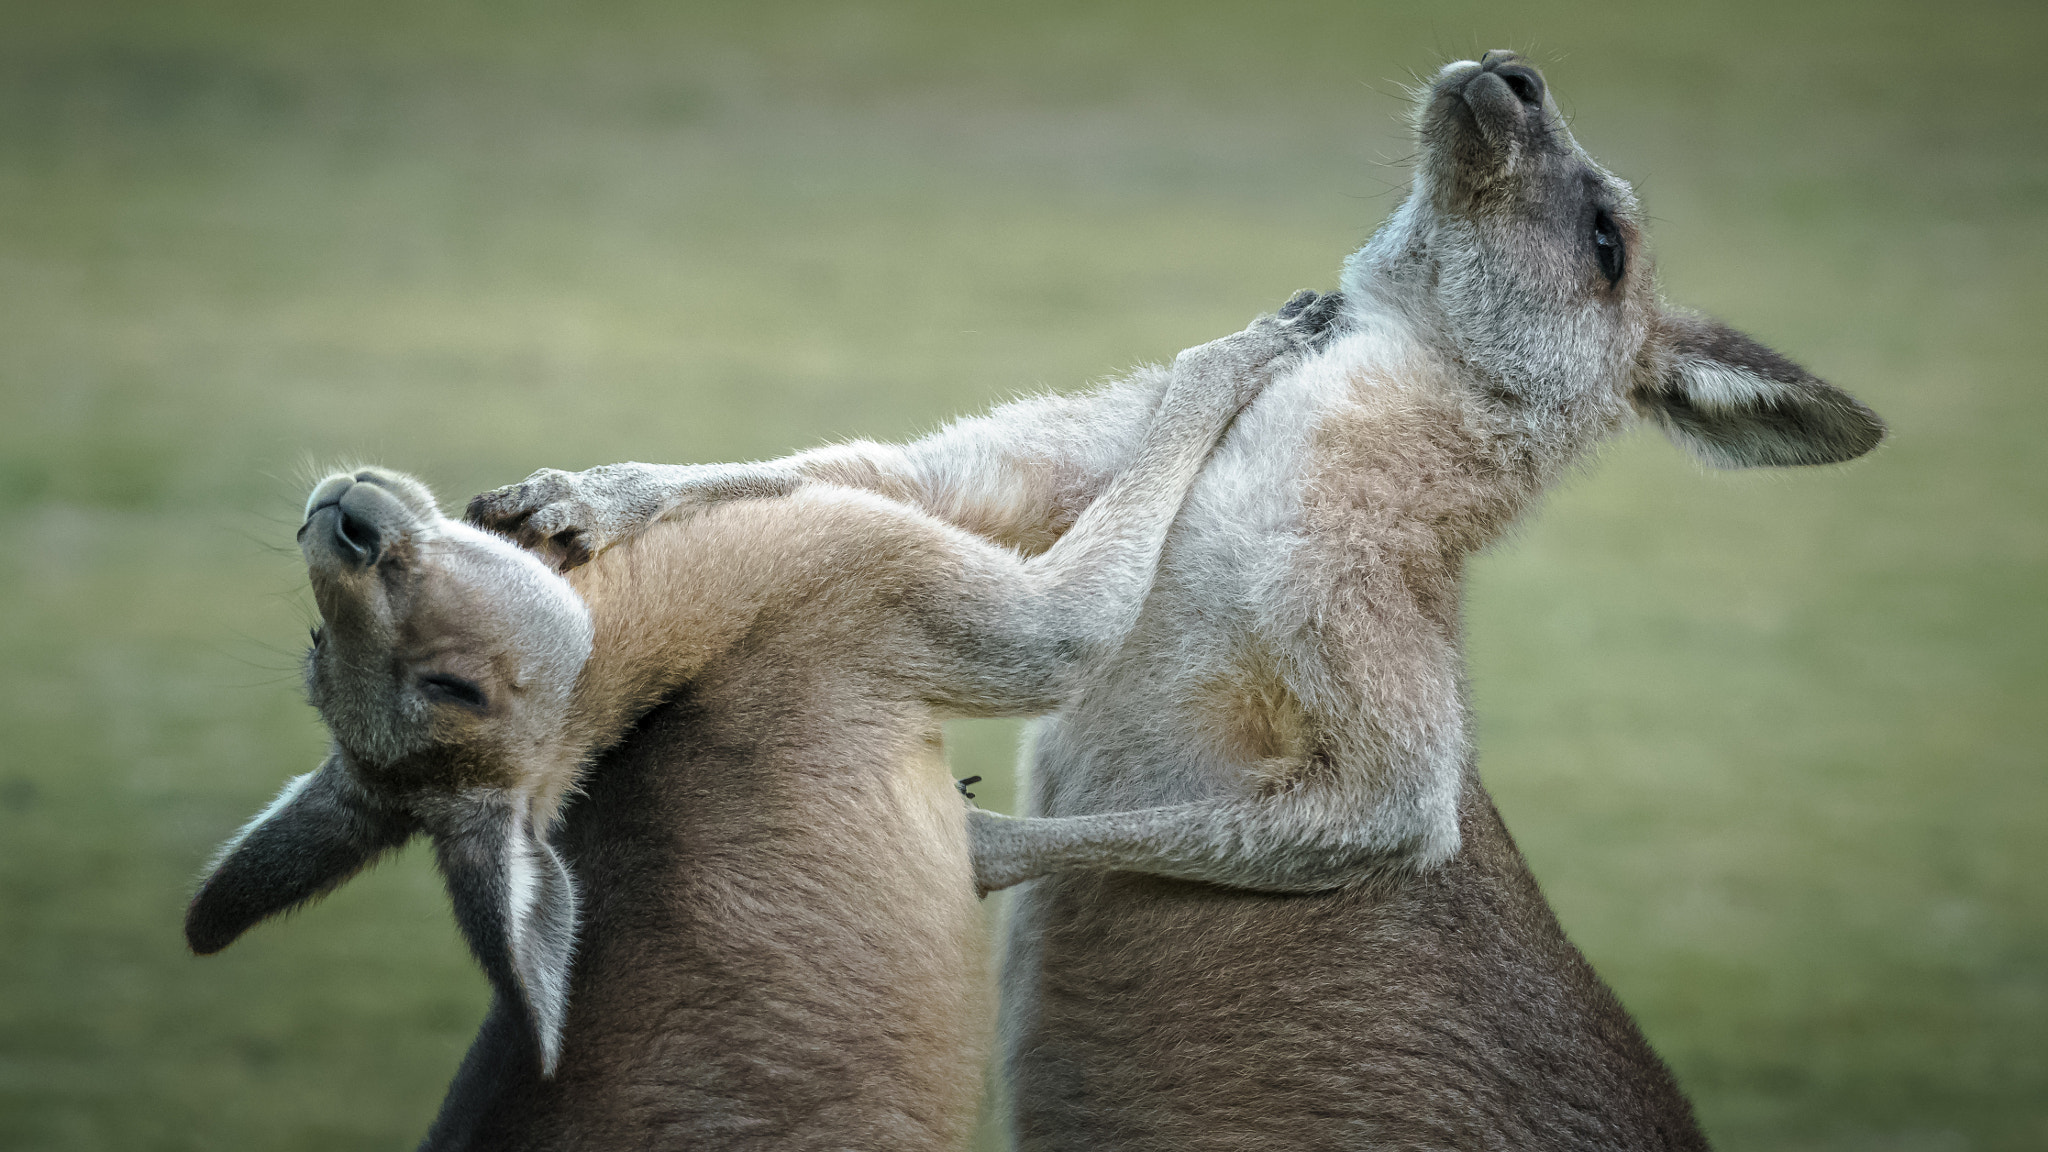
<box><xmin>472</xmin><ymin>53</ymin><xmax>1882</xmax><ymax>1148</ymax></box>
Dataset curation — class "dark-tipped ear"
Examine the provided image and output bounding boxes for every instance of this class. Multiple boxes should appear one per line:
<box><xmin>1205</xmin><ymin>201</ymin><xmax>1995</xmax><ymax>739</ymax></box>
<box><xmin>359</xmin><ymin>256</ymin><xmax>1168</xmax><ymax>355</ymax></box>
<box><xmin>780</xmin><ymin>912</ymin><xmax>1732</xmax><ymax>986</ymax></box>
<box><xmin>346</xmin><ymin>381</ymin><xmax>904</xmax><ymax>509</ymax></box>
<box><xmin>436</xmin><ymin>803</ymin><xmax>579</xmax><ymax>1077</ymax></box>
<box><xmin>186</xmin><ymin>756</ymin><xmax>415</xmax><ymax>955</ymax></box>
<box><xmin>1634</xmin><ymin>311</ymin><xmax>1886</xmax><ymax>468</ymax></box>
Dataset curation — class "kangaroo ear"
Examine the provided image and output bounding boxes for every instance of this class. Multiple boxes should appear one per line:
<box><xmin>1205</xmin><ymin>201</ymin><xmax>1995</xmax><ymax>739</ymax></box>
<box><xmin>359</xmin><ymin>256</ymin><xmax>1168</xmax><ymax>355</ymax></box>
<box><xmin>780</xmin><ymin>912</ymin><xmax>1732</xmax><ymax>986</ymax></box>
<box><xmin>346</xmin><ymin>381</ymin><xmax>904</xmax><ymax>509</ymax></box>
<box><xmin>1635</xmin><ymin>311</ymin><xmax>1886</xmax><ymax>467</ymax></box>
<box><xmin>186</xmin><ymin>755</ymin><xmax>415</xmax><ymax>955</ymax></box>
<box><xmin>435</xmin><ymin>802</ymin><xmax>579</xmax><ymax>1077</ymax></box>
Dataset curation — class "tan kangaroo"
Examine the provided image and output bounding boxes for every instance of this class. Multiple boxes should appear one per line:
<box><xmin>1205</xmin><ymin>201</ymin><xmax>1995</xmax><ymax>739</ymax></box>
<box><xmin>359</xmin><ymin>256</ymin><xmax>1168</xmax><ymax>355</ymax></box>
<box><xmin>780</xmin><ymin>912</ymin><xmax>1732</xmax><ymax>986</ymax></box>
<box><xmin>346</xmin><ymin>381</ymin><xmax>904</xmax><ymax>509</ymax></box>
<box><xmin>471</xmin><ymin>53</ymin><xmax>1884</xmax><ymax>1148</ymax></box>
<box><xmin>183</xmin><ymin>303</ymin><xmax>1335</xmax><ymax>1150</ymax></box>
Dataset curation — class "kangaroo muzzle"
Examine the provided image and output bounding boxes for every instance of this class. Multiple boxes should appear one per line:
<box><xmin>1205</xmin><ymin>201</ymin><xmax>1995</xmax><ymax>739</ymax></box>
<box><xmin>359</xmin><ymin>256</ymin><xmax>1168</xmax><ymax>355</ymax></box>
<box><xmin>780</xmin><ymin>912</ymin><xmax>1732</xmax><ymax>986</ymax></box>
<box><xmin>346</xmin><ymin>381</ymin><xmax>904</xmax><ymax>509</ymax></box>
<box><xmin>300</xmin><ymin>471</ymin><xmax>420</xmax><ymax>570</ymax></box>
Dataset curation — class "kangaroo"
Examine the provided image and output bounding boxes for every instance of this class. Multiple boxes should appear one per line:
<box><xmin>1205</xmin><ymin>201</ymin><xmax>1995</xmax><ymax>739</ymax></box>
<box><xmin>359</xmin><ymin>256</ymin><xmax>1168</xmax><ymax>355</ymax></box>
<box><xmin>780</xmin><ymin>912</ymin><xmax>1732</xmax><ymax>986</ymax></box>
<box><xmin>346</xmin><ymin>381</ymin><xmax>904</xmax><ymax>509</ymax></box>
<box><xmin>470</xmin><ymin>53</ymin><xmax>1883</xmax><ymax>1148</ymax></box>
<box><xmin>183</xmin><ymin>302</ymin><xmax>1334</xmax><ymax>1150</ymax></box>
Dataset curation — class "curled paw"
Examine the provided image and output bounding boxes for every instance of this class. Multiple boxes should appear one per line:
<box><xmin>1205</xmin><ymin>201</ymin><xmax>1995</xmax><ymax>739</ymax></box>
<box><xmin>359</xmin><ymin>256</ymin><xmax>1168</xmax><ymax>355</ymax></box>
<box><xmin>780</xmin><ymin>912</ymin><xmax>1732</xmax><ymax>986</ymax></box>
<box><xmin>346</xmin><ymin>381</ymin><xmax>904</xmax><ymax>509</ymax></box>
<box><xmin>465</xmin><ymin>468</ymin><xmax>611</xmax><ymax>570</ymax></box>
<box><xmin>1275</xmin><ymin>288</ymin><xmax>1346</xmax><ymax>352</ymax></box>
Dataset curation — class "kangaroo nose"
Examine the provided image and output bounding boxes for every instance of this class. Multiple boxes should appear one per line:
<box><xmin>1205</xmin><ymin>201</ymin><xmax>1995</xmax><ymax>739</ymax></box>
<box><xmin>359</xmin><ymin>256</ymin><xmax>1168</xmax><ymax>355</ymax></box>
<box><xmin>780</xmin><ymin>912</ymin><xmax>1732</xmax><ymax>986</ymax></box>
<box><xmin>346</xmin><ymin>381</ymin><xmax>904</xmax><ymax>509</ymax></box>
<box><xmin>329</xmin><ymin>504</ymin><xmax>381</xmax><ymax>566</ymax></box>
<box><xmin>1479</xmin><ymin>51</ymin><xmax>1545</xmax><ymax>109</ymax></box>
<box><xmin>302</xmin><ymin>492</ymin><xmax>383</xmax><ymax>567</ymax></box>
<box><xmin>301</xmin><ymin>474</ymin><xmax>410</xmax><ymax>568</ymax></box>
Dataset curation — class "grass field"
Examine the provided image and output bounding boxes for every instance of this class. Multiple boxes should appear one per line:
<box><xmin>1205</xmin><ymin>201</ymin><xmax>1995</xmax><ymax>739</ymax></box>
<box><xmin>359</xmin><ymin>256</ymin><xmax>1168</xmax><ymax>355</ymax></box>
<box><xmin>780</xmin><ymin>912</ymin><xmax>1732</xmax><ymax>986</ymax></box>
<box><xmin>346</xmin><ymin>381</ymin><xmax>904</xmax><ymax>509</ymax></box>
<box><xmin>2</xmin><ymin>1</ymin><xmax>2043</xmax><ymax>1148</ymax></box>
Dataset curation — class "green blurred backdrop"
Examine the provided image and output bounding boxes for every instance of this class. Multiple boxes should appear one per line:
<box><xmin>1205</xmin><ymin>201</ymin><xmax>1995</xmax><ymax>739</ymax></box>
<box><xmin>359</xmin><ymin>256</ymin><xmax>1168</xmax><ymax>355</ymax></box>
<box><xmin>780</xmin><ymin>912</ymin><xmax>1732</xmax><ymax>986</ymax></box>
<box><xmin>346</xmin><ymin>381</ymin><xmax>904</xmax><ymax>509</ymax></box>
<box><xmin>2</xmin><ymin>1</ymin><xmax>2042</xmax><ymax>1148</ymax></box>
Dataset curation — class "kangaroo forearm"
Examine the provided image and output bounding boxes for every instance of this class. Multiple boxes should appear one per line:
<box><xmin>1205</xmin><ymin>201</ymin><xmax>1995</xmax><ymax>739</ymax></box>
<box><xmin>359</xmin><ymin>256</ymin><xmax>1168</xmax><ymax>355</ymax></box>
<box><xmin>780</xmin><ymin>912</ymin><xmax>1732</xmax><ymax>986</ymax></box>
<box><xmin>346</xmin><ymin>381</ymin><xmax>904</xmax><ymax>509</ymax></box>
<box><xmin>974</xmin><ymin>730</ymin><xmax>1467</xmax><ymax>894</ymax></box>
<box><xmin>771</xmin><ymin>441</ymin><xmax>925</xmax><ymax>505</ymax></box>
<box><xmin>920</xmin><ymin>313</ymin><xmax>1325</xmax><ymax>715</ymax></box>
<box><xmin>544</xmin><ymin>450</ymin><xmax>928</xmax><ymax>539</ymax></box>
<box><xmin>785</xmin><ymin>384</ymin><xmax>1158</xmax><ymax>553</ymax></box>
<box><xmin>612</xmin><ymin>397</ymin><xmax>1144</xmax><ymax>553</ymax></box>
<box><xmin>925</xmin><ymin>432</ymin><xmax>1215</xmax><ymax>713</ymax></box>
<box><xmin>1000</xmin><ymin>432</ymin><xmax>1216</xmax><ymax>661</ymax></box>
<box><xmin>937</xmin><ymin>349</ymin><xmax>1282</xmax><ymax>709</ymax></box>
<box><xmin>973</xmin><ymin>795</ymin><xmax>1436</xmax><ymax>894</ymax></box>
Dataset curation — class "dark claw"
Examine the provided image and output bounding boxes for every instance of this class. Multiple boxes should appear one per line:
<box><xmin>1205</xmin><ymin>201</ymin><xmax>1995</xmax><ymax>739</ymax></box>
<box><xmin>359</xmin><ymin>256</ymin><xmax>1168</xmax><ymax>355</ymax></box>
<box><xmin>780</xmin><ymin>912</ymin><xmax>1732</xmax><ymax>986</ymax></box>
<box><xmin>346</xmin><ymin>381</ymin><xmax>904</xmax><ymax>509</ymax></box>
<box><xmin>955</xmin><ymin>776</ymin><xmax>982</xmax><ymax>800</ymax></box>
<box><xmin>549</xmin><ymin>530</ymin><xmax>593</xmax><ymax>571</ymax></box>
<box><xmin>465</xmin><ymin>489</ymin><xmax>529</xmax><ymax>532</ymax></box>
<box><xmin>1296</xmin><ymin>290</ymin><xmax>1345</xmax><ymax>348</ymax></box>
<box><xmin>1278</xmin><ymin>289</ymin><xmax>1319</xmax><ymax>320</ymax></box>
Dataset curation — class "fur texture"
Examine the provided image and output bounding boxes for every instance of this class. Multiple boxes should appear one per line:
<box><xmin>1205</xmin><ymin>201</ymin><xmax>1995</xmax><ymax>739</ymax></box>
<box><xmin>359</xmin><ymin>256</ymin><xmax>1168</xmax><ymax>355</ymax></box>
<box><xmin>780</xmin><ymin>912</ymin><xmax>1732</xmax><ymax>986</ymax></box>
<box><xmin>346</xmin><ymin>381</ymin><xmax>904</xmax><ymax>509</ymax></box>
<box><xmin>188</xmin><ymin>307</ymin><xmax>1330</xmax><ymax>1148</ymax></box>
<box><xmin>470</xmin><ymin>53</ymin><xmax>1881</xmax><ymax>1148</ymax></box>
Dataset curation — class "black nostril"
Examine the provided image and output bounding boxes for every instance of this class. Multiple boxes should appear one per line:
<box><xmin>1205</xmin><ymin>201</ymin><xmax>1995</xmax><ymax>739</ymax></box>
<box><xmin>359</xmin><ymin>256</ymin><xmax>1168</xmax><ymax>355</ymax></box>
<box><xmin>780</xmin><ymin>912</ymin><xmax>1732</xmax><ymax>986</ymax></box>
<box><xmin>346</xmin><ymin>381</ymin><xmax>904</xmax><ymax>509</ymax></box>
<box><xmin>333</xmin><ymin>506</ymin><xmax>381</xmax><ymax>565</ymax></box>
<box><xmin>1494</xmin><ymin>64</ymin><xmax>1544</xmax><ymax>108</ymax></box>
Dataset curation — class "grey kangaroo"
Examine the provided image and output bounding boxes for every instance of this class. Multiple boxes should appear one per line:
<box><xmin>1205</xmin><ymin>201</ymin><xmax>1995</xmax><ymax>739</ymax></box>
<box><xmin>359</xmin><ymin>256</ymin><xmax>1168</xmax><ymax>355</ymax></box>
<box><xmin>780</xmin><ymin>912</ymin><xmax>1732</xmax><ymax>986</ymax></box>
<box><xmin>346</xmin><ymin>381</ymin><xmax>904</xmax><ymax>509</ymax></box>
<box><xmin>184</xmin><ymin>306</ymin><xmax>1332</xmax><ymax>1149</ymax></box>
<box><xmin>470</xmin><ymin>53</ymin><xmax>1883</xmax><ymax>1149</ymax></box>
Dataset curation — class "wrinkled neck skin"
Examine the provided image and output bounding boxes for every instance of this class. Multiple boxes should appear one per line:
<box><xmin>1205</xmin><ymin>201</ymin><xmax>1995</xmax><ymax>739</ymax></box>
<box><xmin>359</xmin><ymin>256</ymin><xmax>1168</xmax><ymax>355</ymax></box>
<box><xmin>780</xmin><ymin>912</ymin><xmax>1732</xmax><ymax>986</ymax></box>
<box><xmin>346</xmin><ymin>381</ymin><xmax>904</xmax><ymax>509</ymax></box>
<box><xmin>1338</xmin><ymin>186</ymin><xmax>1641</xmax><ymax>510</ymax></box>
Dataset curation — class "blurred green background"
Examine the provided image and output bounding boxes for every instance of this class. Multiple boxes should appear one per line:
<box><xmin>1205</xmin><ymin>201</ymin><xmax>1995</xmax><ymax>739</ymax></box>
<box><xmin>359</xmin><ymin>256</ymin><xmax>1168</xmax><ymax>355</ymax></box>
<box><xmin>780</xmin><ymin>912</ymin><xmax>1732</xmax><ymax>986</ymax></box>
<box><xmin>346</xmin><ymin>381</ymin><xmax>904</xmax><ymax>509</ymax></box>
<box><xmin>2</xmin><ymin>0</ymin><xmax>2042</xmax><ymax>1148</ymax></box>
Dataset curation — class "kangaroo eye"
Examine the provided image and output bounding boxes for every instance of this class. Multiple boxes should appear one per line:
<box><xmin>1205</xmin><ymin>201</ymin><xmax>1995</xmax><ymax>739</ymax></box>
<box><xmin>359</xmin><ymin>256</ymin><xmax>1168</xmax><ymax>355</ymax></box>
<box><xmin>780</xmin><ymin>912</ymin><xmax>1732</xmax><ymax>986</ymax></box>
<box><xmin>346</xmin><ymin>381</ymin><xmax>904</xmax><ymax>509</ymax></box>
<box><xmin>1592</xmin><ymin>209</ymin><xmax>1625</xmax><ymax>286</ymax></box>
<box><xmin>418</xmin><ymin>673</ymin><xmax>489</xmax><ymax>710</ymax></box>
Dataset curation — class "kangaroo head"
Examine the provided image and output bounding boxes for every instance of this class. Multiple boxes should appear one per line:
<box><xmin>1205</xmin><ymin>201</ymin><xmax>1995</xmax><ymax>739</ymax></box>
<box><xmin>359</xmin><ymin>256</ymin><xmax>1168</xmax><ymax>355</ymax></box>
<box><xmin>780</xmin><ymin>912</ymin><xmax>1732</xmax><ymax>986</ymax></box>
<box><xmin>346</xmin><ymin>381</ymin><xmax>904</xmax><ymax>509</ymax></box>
<box><xmin>187</xmin><ymin>468</ymin><xmax>593</xmax><ymax>1075</ymax></box>
<box><xmin>1345</xmin><ymin>51</ymin><xmax>1884</xmax><ymax>467</ymax></box>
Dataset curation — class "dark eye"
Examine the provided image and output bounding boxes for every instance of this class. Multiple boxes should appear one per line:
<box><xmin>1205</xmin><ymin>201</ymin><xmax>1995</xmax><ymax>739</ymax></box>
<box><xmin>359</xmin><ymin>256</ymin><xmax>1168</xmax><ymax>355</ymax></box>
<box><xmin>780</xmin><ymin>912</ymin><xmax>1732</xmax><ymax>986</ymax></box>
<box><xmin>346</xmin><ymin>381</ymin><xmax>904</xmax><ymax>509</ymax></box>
<box><xmin>418</xmin><ymin>673</ymin><xmax>489</xmax><ymax>710</ymax></box>
<box><xmin>1593</xmin><ymin>209</ymin><xmax>1625</xmax><ymax>286</ymax></box>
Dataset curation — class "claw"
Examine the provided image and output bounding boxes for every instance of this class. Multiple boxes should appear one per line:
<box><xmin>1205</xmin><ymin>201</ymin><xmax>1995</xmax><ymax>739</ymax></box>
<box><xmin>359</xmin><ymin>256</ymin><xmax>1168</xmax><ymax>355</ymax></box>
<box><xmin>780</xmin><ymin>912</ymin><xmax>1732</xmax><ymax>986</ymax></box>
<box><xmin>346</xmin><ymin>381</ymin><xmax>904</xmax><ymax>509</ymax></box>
<box><xmin>1294</xmin><ymin>290</ymin><xmax>1345</xmax><ymax>348</ymax></box>
<box><xmin>483</xmin><ymin>504</ymin><xmax>531</xmax><ymax>533</ymax></box>
<box><xmin>955</xmin><ymin>776</ymin><xmax>982</xmax><ymax>801</ymax></box>
<box><xmin>1278</xmin><ymin>289</ymin><xmax>1319</xmax><ymax>319</ymax></box>
<box><xmin>549</xmin><ymin>530</ymin><xmax>593</xmax><ymax>571</ymax></box>
<box><xmin>465</xmin><ymin>486</ymin><xmax>532</xmax><ymax>531</ymax></box>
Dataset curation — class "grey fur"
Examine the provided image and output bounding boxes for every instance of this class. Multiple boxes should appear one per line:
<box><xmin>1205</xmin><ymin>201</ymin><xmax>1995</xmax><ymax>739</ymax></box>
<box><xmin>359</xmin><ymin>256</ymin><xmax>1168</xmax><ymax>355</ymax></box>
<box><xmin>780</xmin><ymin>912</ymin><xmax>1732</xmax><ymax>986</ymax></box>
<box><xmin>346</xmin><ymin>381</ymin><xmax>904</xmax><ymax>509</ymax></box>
<box><xmin>472</xmin><ymin>53</ymin><xmax>1880</xmax><ymax>1147</ymax></box>
<box><xmin>193</xmin><ymin>467</ymin><xmax>599</xmax><ymax>1074</ymax></box>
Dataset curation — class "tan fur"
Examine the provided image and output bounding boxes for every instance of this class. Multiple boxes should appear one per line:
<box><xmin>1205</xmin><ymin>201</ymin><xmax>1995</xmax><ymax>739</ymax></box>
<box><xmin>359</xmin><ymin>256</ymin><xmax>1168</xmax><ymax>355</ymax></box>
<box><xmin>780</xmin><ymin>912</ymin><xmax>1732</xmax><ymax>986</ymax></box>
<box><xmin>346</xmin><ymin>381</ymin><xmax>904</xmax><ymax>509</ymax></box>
<box><xmin>524</xmin><ymin>490</ymin><xmax>996</xmax><ymax>1147</ymax></box>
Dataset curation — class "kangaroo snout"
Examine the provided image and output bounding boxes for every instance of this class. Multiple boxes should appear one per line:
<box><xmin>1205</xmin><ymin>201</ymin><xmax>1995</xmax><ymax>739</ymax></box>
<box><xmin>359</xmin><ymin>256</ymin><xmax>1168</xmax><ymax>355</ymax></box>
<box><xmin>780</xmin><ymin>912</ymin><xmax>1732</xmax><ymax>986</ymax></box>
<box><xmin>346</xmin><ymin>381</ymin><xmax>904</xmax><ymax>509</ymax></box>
<box><xmin>300</xmin><ymin>470</ymin><xmax>421</xmax><ymax>569</ymax></box>
<box><xmin>1475</xmin><ymin>50</ymin><xmax>1545</xmax><ymax>110</ymax></box>
<box><xmin>1416</xmin><ymin>51</ymin><xmax>1570</xmax><ymax>210</ymax></box>
<box><xmin>1453</xmin><ymin>52</ymin><xmax>1549</xmax><ymax>147</ymax></box>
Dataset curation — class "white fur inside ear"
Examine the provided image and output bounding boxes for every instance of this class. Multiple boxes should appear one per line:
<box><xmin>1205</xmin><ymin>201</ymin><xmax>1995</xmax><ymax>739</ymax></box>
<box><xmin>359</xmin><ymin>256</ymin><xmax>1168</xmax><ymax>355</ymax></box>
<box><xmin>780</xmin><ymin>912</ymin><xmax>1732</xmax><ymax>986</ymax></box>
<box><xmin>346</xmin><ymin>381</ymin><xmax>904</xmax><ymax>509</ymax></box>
<box><xmin>505</xmin><ymin>829</ymin><xmax>538</xmax><ymax>943</ymax></box>
<box><xmin>499</xmin><ymin>823</ymin><xmax>579</xmax><ymax>1075</ymax></box>
<box><xmin>1676</xmin><ymin>361</ymin><xmax>1779</xmax><ymax>413</ymax></box>
<box><xmin>519</xmin><ymin>837</ymin><xmax>578</xmax><ymax>1076</ymax></box>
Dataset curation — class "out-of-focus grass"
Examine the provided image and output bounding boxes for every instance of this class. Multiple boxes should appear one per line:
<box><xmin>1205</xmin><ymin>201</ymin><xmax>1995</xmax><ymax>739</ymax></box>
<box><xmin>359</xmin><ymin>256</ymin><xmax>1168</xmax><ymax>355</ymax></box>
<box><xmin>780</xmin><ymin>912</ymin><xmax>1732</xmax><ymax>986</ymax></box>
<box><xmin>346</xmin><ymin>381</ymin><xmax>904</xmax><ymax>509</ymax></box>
<box><xmin>1</xmin><ymin>2</ymin><xmax>2041</xmax><ymax>1149</ymax></box>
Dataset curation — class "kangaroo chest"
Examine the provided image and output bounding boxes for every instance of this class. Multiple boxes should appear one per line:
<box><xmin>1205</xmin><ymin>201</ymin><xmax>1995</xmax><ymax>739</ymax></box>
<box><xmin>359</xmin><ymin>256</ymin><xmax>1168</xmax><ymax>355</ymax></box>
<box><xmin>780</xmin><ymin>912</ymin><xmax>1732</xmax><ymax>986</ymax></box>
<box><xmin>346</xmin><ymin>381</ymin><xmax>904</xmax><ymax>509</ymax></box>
<box><xmin>1027</xmin><ymin>351</ymin><xmax>1365</xmax><ymax>813</ymax></box>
